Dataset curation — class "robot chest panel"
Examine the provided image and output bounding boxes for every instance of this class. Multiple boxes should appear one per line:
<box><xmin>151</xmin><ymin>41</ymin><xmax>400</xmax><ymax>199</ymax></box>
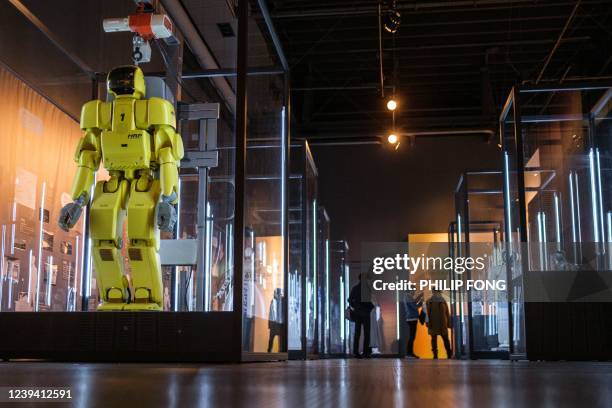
<box><xmin>101</xmin><ymin>129</ymin><xmax>152</xmax><ymax>171</ymax></box>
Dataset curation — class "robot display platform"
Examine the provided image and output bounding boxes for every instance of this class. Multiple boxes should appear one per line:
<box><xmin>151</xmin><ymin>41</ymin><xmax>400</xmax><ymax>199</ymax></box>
<box><xmin>0</xmin><ymin>311</ymin><xmax>239</xmax><ymax>362</ymax></box>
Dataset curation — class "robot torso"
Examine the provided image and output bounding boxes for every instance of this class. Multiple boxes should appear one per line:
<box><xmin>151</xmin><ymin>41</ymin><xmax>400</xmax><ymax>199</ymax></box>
<box><xmin>80</xmin><ymin>97</ymin><xmax>177</xmax><ymax>177</ymax></box>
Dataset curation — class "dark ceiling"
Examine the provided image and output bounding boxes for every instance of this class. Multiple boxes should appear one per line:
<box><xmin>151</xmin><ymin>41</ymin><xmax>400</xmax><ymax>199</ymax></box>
<box><xmin>271</xmin><ymin>0</ymin><xmax>612</xmax><ymax>145</ymax></box>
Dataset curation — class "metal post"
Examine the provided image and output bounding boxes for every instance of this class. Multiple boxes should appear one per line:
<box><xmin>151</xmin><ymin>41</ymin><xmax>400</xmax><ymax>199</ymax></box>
<box><xmin>80</xmin><ymin>76</ymin><xmax>98</xmax><ymax>311</ymax></box>
<box><xmin>500</xmin><ymin>103</ymin><xmax>515</xmax><ymax>357</ymax></box>
<box><xmin>512</xmin><ymin>86</ymin><xmax>529</xmax><ymax>360</ymax></box>
<box><xmin>300</xmin><ymin>140</ymin><xmax>308</xmax><ymax>358</ymax></box>
<box><xmin>282</xmin><ymin>72</ymin><xmax>291</xmax><ymax>353</ymax></box>
<box><xmin>234</xmin><ymin>0</ymin><xmax>248</xmax><ymax>356</ymax></box>
<box><xmin>195</xmin><ymin>119</ymin><xmax>209</xmax><ymax>311</ymax></box>
<box><xmin>378</xmin><ymin>3</ymin><xmax>385</xmax><ymax>99</ymax></box>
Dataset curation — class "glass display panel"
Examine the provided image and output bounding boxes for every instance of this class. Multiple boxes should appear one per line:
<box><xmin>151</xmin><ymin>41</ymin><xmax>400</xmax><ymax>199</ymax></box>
<box><xmin>241</xmin><ymin>74</ymin><xmax>286</xmax><ymax>352</ymax></box>
<box><xmin>0</xmin><ymin>65</ymin><xmax>85</xmax><ymax>312</ymax></box>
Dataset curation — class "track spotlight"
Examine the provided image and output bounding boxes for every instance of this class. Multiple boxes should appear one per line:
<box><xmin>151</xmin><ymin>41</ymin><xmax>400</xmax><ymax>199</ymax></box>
<box><xmin>383</xmin><ymin>8</ymin><xmax>401</xmax><ymax>33</ymax></box>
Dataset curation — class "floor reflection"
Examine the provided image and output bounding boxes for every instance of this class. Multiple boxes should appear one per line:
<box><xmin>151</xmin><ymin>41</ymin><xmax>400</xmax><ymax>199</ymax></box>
<box><xmin>0</xmin><ymin>360</ymin><xmax>610</xmax><ymax>407</ymax></box>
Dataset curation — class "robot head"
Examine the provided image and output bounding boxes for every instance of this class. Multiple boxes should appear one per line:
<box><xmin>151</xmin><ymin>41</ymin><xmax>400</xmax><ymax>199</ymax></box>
<box><xmin>107</xmin><ymin>65</ymin><xmax>146</xmax><ymax>99</ymax></box>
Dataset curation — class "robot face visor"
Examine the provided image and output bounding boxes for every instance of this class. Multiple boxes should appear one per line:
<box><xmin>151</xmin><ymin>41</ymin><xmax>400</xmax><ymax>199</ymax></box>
<box><xmin>108</xmin><ymin>67</ymin><xmax>137</xmax><ymax>95</ymax></box>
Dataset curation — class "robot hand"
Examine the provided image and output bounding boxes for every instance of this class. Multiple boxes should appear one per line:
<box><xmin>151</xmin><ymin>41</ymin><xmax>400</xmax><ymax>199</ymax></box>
<box><xmin>156</xmin><ymin>193</ymin><xmax>177</xmax><ymax>232</ymax></box>
<box><xmin>58</xmin><ymin>193</ymin><xmax>87</xmax><ymax>232</ymax></box>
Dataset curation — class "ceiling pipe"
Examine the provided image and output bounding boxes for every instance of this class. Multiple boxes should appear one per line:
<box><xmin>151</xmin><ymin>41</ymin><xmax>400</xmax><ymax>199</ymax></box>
<box><xmin>161</xmin><ymin>0</ymin><xmax>236</xmax><ymax>113</ymax></box>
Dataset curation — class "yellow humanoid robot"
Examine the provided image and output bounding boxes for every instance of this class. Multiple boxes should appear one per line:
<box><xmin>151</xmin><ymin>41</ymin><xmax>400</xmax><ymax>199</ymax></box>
<box><xmin>58</xmin><ymin>65</ymin><xmax>183</xmax><ymax>311</ymax></box>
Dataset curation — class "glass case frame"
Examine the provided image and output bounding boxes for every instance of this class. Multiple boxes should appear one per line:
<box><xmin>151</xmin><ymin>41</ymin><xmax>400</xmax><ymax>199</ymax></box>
<box><xmin>499</xmin><ymin>82</ymin><xmax>612</xmax><ymax>360</ymax></box>
<box><xmin>450</xmin><ymin>170</ymin><xmax>509</xmax><ymax>360</ymax></box>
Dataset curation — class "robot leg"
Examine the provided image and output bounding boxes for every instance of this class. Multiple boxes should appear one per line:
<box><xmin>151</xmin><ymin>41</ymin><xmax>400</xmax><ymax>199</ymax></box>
<box><xmin>90</xmin><ymin>177</ymin><xmax>129</xmax><ymax>310</ymax></box>
<box><xmin>124</xmin><ymin>175</ymin><xmax>163</xmax><ymax>311</ymax></box>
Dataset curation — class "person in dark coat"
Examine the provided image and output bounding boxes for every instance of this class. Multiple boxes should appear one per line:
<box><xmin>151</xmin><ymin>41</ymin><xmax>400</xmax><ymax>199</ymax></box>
<box><xmin>426</xmin><ymin>289</ymin><xmax>452</xmax><ymax>359</ymax></box>
<box><xmin>403</xmin><ymin>291</ymin><xmax>424</xmax><ymax>358</ymax></box>
<box><xmin>348</xmin><ymin>273</ymin><xmax>375</xmax><ymax>358</ymax></box>
<box><xmin>267</xmin><ymin>288</ymin><xmax>284</xmax><ymax>352</ymax></box>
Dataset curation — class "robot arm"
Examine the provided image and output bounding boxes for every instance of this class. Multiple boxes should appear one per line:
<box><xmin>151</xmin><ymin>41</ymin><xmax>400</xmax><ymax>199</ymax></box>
<box><xmin>154</xmin><ymin>124</ymin><xmax>184</xmax><ymax>231</ymax></box>
<box><xmin>155</xmin><ymin>124</ymin><xmax>183</xmax><ymax>201</ymax></box>
<box><xmin>70</xmin><ymin>130</ymin><xmax>102</xmax><ymax>202</ymax></box>
<box><xmin>58</xmin><ymin>102</ymin><xmax>103</xmax><ymax>232</ymax></box>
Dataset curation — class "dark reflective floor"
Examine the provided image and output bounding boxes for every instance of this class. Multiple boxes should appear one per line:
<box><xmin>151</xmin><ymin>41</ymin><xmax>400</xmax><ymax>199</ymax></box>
<box><xmin>1</xmin><ymin>359</ymin><xmax>611</xmax><ymax>407</ymax></box>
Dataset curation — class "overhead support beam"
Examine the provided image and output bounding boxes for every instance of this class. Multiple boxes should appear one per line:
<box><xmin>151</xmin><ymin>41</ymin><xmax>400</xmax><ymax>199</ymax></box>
<box><xmin>256</xmin><ymin>0</ymin><xmax>289</xmax><ymax>71</ymax></box>
<box><xmin>535</xmin><ymin>0</ymin><xmax>582</xmax><ymax>83</ymax></box>
<box><xmin>8</xmin><ymin>0</ymin><xmax>96</xmax><ymax>79</ymax></box>
<box><xmin>399</xmin><ymin>129</ymin><xmax>495</xmax><ymax>137</ymax></box>
<box><xmin>289</xmin><ymin>37</ymin><xmax>590</xmax><ymax>56</ymax></box>
<box><xmin>293</xmin><ymin>84</ymin><xmax>393</xmax><ymax>91</ymax></box>
<box><xmin>161</xmin><ymin>0</ymin><xmax>237</xmax><ymax>113</ymax></box>
<box><xmin>147</xmin><ymin>67</ymin><xmax>285</xmax><ymax>79</ymax></box>
<box><xmin>308</xmin><ymin>140</ymin><xmax>382</xmax><ymax>147</ymax></box>
<box><xmin>307</xmin><ymin>128</ymin><xmax>496</xmax><ymax>141</ymax></box>
<box><xmin>312</xmin><ymin>106</ymin><xmax>483</xmax><ymax>116</ymax></box>
<box><xmin>272</xmin><ymin>0</ymin><xmax>604</xmax><ymax>19</ymax></box>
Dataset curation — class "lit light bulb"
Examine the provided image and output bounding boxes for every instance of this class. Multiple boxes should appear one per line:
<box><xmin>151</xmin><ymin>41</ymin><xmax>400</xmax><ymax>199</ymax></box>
<box><xmin>387</xmin><ymin>99</ymin><xmax>397</xmax><ymax>111</ymax></box>
<box><xmin>387</xmin><ymin>134</ymin><xmax>398</xmax><ymax>144</ymax></box>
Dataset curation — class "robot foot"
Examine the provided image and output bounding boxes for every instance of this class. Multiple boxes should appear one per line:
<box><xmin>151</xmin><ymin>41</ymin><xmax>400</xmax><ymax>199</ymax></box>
<box><xmin>123</xmin><ymin>303</ymin><xmax>162</xmax><ymax>311</ymax></box>
<box><xmin>97</xmin><ymin>302</ymin><xmax>128</xmax><ymax>311</ymax></box>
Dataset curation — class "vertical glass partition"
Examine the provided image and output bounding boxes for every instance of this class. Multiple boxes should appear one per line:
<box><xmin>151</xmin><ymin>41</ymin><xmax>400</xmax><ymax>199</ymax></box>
<box><xmin>317</xmin><ymin>207</ymin><xmax>330</xmax><ymax>354</ymax></box>
<box><xmin>241</xmin><ymin>1</ymin><xmax>289</xmax><ymax>354</ymax></box>
<box><xmin>500</xmin><ymin>97</ymin><xmax>527</xmax><ymax>355</ymax></box>
<box><xmin>288</xmin><ymin>140</ymin><xmax>318</xmax><ymax>358</ymax></box>
<box><xmin>0</xmin><ymin>64</ymin><xmax>86</xmax><ymax>312</ymax></box>
<box><xmin>451</xmin><ymin>176</ymin><xmax>470</xmax><ymax>357</ymax></box>
<box><xmin>329</xmin><ymin>240</ymin><xmax>349</xmax><ymax>355</ymax></box>
<box><xmin>453</xmin><ymin>171</ymin><xmax>509</xmax><ymax>359</ymax></box>
<box><xmin>288</xmin><ymin>158</ymin><xmax>303</xmax><ymax>354</ymax></box>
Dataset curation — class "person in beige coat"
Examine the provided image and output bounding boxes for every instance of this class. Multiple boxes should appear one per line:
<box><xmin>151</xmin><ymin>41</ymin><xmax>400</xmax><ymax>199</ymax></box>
<box><xmin>426</xmin><ymin>290</ymin><xmax>453</xmax><ymax>359</ymax></box>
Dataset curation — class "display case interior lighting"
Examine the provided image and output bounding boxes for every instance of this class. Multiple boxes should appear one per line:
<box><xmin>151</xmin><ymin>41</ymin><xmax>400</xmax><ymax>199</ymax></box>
<box><xmin>173</xmin><ymin>179</ymin><xmax>181</xmax><ymax>312</ymax></box>
<box><xmin>339</xmin><ymin>274</ymin><xmax>345</xmax><ymax>341</ymax></box>
<box><xmin>74</xmin><ymin>235</ymin><xmax>80</xmax><ymax>308</ymax></box>
<box><xmin>46</xmin><ymin>255</ymin><xmax>53</xmax><ymax>306</ymax></box>
<box><xmin>35</xmin><ymin>182</ymin><xmax>46</xmax><ymax>311</ymax></box>
<box><xmin>588</xmin><ymin>148</ymin><xmax>604</xmax><ymax>242</ymax></box>
<box><xmin>537</xmin><ymin>211</ymin><xmax>547</xmax><ymax>243</ymax></box>
<box><xmin>503</xmin><ymin>152</ymin><xmax>512</xmax><ymax>243</ymax></box>
<box><xmin>312</xmin><ymin>199</ymin><xmax>317</xmax><ymax>317</ymax></box>
<box><xmin>607</xmin><ymin>211</ymin><xmax>612</xmax><ymax>243</ymax></box>
<box><xmin>27</xmin><ymin>249</ymin><xmax>33</xmax><ymax>303</ymax></box>
<box><xmin>554</xmin><ymin>193</ymin><xmax>562</xmax><ymax>245</ymax></box>
<box><xmin>0</xmin><ymin>225</ymin><xmax>5</xmax><ymax>311</ymax></box>
<box><xmin>569</xmin><ymin>171</ymin><xmax>583</xmax><ymax>243</ymax></box>
<box><xmin>395</xmin><ymin>275</ymin><xmax>400</xmax><ymax>340</ymax></box>
<box><xmin>11</xmin><ymin>201</ymin><xmax>17</xmax><ymax>255</ymax></box>
<box><xmin>204</xmin><ymin>202</ymin><xmax>213</xmax><ymax>311</ymax></box>
<box><xmin>84</xmin><ymin>175</ymin><xmax>97</xmax><ymax>304</ymax></box>
<box><xmin>281</xmin><ymin>107</ymin><xmax>287</xmax><ymax>284</ymax></box>
<box><xmin>386</xmin><ymin>99</ymin><xmax>397</xmax><ymax>111</ymax></box>
<box><xmin>387</xmin><ymin>134</ymin><xmax>398</xmax><ymax>144</ymax></box>
<box><xmin>344</xmin><ymin>264</ymin><xmax>350</xmax><ymax>349</ymax></box>
<box><xmin>325</xmin><ymin>239</ymin><xmax>330</xmax><ymax>335</ymax></box>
